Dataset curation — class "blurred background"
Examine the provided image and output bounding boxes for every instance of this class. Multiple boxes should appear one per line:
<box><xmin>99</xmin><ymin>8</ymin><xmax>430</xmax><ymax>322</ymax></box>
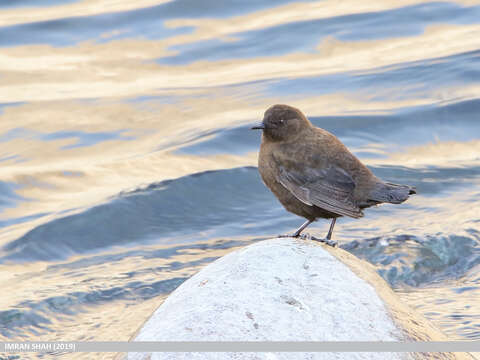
<box><xmin>0</xmin><ymin>0</ymin><xmax>480</xmax><ymax>358</ymax></box>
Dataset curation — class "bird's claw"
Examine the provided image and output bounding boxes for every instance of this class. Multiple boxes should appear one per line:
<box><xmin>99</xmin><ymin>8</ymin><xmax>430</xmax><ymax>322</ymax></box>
<box><xmin>313</xmin><ymin>237</ymin><xmax>337</xmax><ymax>247</ymax></box>
<box><xmin>278</xmin><ymin>233</ymin><xmax>337</xmax><ymax>247</ymax></box>
<box><xmin>299</xmin><ymin>233</ymin><xmax>337</xmax><ymax>247</ymax></box>
<box><xmin>298</xmin><ymin>233</ymin><xmax>311</xmax><ymax>240</ymax></box>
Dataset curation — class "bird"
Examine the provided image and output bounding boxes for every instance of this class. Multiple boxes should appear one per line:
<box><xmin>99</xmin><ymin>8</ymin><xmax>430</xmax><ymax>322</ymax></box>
<box><xmin>251</xmin><ymin>104</ymin><xmax>416</xmax><ymax>246</ymax></box>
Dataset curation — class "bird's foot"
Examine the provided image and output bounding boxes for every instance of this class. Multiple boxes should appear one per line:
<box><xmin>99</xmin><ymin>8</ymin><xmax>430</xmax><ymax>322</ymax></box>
<box><xmin>302</xmin><ymin>233</ymin><xmax>337</xmax><ymax>247</ymax></box>
<box><xmin>277</xmin><ymin>233</ymin><xmax>337</xmax><ymax>247</ymax></box>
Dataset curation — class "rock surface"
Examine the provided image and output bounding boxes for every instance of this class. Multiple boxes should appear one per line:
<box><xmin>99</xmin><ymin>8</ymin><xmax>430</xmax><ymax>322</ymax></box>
<box><xmin>127</xmin><ymin>238</ymin><xmax>471</xmax><ymax>360</ymax></box>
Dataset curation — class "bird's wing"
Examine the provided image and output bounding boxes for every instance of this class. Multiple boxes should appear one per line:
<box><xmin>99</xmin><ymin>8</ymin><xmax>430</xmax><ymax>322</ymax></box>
<box><xmin>277</xmin><ymin>165</ymin><xmax>364</xmax><ymax>218</ymax></box>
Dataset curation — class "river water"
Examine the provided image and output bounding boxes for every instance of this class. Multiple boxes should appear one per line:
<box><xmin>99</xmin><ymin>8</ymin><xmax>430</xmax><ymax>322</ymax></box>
<box><xmin>1</xmin><ymin>0</ymin><xmax>480</xmax><ymax>359</ymax></box>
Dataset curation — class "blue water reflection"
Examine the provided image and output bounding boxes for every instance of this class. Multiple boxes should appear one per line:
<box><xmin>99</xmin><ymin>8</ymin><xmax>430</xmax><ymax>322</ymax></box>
<box><xmin>40</xmin><ymin>130</ymin><xmax>135</xmax><ymax>149</ymax></box>
<box><xmin>0</xmin><ymin>0</ymin><xmax>315</xmax><ymax>47</ymax></box>
<box><xmin>264</xmin><ymin>50</ymin><xmax>480</xmax><ymax>98</ymax></box>
<box><xmin>0</xmin><ymin>181</ymin><xmax>24</xmax><ymax>214</ymax></box>
<box><xmin>176</xmin><ymin>99</ymin><xmax>480</xmax><ymax>157</ymax></box>
<box><xmin>0</xmin><ymin>0</ymin><xmax>79</xmax><ymax>9</ymax></box>
<box><xmin>159</xmin><ymin>2</ymin><xmax>480</xmax><ymax>65</ymax></box>
<box><xmin>0</xmin><ymin>128</ymin><xmax>135</xmax><ymax>149</ymax></box>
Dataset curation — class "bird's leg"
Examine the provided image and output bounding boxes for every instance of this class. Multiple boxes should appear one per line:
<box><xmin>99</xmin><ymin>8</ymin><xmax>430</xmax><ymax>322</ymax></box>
<box><xmin>293</xmin><ymin>219</ymin><xmax>314</xmax><ymax>237</ymax></box>
<box><xmin>278</xmin><ymin>219</ymin><xmax>313</xmax><ymax>238</ymax></box>
<box><xmin>308</xmin><ymin>218</ymin><xmax>338</xmax><ymax>247</ymax></box>
<box><xmin>278</xmin><ymin>218</ymin><xmax>338</xmax><ymax>247</ymax></box>
<box><xmin>326</xmin><ymin>217</ymin><xmax>337</xmax><ymax>240</ymax></box>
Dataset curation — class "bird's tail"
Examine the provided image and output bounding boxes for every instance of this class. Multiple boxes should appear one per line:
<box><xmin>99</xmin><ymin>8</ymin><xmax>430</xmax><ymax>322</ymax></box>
<box><xmin>369</xmin><ymin>181</ymin><xmax>416</xmax><ymax>204</ymax></box>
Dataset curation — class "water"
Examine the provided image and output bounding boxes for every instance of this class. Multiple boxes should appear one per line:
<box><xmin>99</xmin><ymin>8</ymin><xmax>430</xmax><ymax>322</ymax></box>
<box><xmin>0</xmin><ymin>0</ymin><xmax>479</xmax><ymax>358</ymax></box>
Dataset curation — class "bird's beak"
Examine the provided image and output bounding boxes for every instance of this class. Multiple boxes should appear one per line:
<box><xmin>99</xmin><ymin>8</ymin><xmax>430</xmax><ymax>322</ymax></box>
<box><xmin>251</xmin><ymin>122</ymin><xmax>265</xmax><ymax>130</ymax></box>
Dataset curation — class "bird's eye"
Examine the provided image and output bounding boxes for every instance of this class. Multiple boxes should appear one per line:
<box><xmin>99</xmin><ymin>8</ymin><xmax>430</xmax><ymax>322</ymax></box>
<box><xmin>279</xmin><ymin>118</ymin><xmax>284</xmax><ymax>124</ymax></box>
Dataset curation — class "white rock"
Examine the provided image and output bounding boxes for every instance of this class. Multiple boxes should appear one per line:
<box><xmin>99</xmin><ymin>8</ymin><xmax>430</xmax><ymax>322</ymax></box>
<box><xmin>127</xmin><ymin>238</ymin><xmax>471</xmax><ymax>360</ymax></box>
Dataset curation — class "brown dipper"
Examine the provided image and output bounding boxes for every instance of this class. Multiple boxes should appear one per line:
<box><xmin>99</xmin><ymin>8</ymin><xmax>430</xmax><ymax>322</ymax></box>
<box><xmin>252</xmin><ymin>104</ymin><xmax>416</xmax><ymax>246</ymax></box>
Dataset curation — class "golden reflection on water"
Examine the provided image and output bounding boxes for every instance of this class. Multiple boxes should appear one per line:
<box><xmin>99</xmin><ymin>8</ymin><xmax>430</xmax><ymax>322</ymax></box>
<box><xmin>397</xmin><ymin>278</ymin><xmax>480</xmax><ymax>340</ymax></box>
<box><xmin>0</xmin><ymin>240</ymin><xmax>249</xmax><ymax>360</ymax></box>
<box><xmin>1</xmin><ymin>24</ymin><xmax>480</xmax><ymax>103</ymax></box>
<box><xmin>0</xmin><ymin>92</ymin><xmax>477</xmax><ymax>232</ymax></box>
<box><xmin>388</xmin><ymin>140</ymin><xmax>480</xmax><ymax>166</ymax></box>
<box><xmin>0</xmin><ymin>0</ymin><xmax>173</xmax><ymax>27</ymax></box>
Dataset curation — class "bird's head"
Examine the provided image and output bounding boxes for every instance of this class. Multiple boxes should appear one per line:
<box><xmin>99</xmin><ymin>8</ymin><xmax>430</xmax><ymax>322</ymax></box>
<box><xmin>251</xmin><ymin>104</ymin><xmax>312</xmax><ymax>142</ymax></box>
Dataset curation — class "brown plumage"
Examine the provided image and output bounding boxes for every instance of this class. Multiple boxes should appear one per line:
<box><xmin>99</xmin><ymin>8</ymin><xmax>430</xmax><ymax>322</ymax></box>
<box><xmin>252</xmin><ymin>104</ymin><xmax>416</xmax><ymax>246</ymax></box>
